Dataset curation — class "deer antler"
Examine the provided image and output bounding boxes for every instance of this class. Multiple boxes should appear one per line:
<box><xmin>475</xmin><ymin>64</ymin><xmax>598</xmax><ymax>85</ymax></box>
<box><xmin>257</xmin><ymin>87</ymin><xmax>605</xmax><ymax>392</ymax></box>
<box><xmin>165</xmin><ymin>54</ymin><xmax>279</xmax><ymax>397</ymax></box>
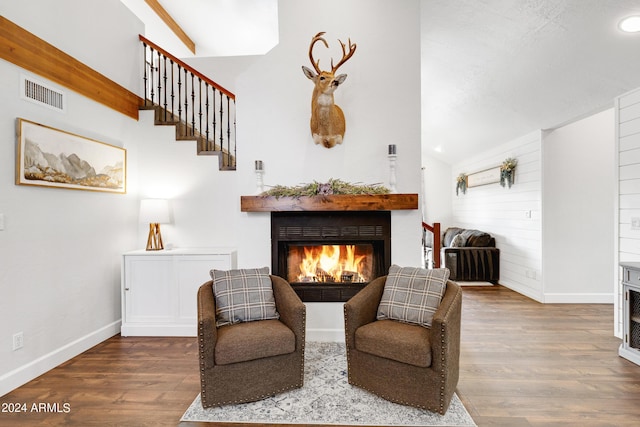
<box><xmin>309</xmin><ymin>32</ymin><xmax>329</xmax><ymax>74</ymax></box>
<box><xmin>331</xmin><ymin>38</ymin><xmax>357</xmax><ymax>73</ymax></box>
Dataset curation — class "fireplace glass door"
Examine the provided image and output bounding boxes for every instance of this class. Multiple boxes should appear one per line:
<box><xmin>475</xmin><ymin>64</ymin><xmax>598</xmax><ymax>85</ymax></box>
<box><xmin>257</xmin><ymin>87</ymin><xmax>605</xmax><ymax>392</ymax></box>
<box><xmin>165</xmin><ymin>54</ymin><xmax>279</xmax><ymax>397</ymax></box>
<box><xmin>286</xmin><ymin>243</ymin><xmax>374</xmax><ymax>285</ymax></box>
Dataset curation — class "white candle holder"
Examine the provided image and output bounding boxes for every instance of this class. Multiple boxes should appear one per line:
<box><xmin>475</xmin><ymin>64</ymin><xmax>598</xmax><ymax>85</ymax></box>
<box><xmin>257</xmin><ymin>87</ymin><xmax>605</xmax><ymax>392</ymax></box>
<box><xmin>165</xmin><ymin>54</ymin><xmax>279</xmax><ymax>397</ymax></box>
<box><xmin>255</xmin><ymin>160</ymin><xmax>264</xmax><ymax>194</ymax></box>
<box><xmin>388</xmin><ymin>145</ymin><xmax>397</xmax><ymax>193</ymax></box>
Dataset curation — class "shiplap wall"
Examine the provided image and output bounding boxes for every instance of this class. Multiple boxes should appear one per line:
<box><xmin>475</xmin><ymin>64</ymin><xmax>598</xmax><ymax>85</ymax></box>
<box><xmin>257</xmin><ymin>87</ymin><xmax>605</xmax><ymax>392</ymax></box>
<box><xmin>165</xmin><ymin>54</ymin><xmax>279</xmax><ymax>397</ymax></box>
<box><xmin>616</xmin><ymin>87</ymin><xmax>640</xmax><ymax>337</ymax></box>
<box><xmin>452</xmin><ymin>131</ymin><xmax>543</xmax><ymax>301</ymax></box>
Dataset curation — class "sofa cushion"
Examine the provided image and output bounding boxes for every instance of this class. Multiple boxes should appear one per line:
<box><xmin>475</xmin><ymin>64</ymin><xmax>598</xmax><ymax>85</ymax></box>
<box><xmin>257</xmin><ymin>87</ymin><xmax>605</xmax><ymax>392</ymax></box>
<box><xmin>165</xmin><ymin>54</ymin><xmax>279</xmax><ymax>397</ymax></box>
<box><xmin>215</xmin><ymin>319</ymin><xmax>295</xmax><ymax>365</ymax></box>
<box><xmin>376</xmin><ymin>265</ymin><xmax>449</xmax><ymax>328</ymax></box>
<box><xmin>211</xmin><ymin>267</ymin><xmax>279</xmax><ymax>327</ymax></box>
<box><xmin>355</xmin><ymin>319</ymin><xmax>432</xmax><ymax>367</ymax></box>
<box><xmin>461</xmin><ymin>229</ymin><xmax>493</xmax><ymax>247</ymax></box>
<box><xmin>443</xmin><ymin>227</ymin><xmax>463</xmax><ymax>247</ymax></box>
<box><xmin>450</xmin><ymin>234</ymin><xmax>466</xmax><ymax>247</ymax></box>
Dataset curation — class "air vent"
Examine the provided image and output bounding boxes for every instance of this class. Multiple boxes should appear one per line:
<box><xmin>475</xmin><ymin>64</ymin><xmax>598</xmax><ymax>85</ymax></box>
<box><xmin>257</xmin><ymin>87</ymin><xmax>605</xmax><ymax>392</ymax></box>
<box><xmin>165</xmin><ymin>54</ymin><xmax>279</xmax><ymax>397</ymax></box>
<box><xmin>21</xmin><ymin>75</ymin><xmax>65</xmax><ymax>112</ymax></box>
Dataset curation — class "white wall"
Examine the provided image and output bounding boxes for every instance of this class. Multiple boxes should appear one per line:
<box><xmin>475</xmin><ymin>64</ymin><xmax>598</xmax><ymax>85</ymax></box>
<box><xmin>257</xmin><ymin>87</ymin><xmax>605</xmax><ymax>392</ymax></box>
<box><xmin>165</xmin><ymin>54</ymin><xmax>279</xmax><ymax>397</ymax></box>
<box><xmin>616</xmin><ymin>87</ymin><xmax>640</xmax><ymax>336</ymax></box>
<box><xmin>453</xmin><ymin>131</ymin><xmax>543</xmax><ymax>301</ymax></box>
<box><xmin>422</xmin><ymin>155</ymin><xmax>453</xmax><ymax>229</ymax></box>
<box><xmin>1</xmin><ymin>0</ymin><xmax>424</xmax><ymax>394</ymax></box>
<box><xmin>542</xmin><ymin>109</ymin><xmax>615</xmax><ymax>303</ymax></box>
<box><xmin>0</xmin><ymin>0</ymin><xmax>143</xmax><ymax>395</ymax></box>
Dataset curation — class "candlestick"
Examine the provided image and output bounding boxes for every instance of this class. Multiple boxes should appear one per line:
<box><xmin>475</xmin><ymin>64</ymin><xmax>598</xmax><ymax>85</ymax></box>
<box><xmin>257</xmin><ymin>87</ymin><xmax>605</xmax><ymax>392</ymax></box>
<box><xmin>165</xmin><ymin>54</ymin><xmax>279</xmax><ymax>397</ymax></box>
<box><xmin>255</xmin><ymin>160</ymin><xmax>264</xmax><ymax>194</ymax></box>
<box><xmin>388</xmin><ymin>146</ymin><xmax>397</xmax><ymax>193</ymax></box>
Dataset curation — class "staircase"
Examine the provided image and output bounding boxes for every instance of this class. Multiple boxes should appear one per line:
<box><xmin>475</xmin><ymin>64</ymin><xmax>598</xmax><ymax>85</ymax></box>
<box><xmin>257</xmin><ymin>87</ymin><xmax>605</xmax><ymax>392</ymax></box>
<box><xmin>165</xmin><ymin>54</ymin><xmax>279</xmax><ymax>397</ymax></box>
<box><xmin>140</xmin><ymin>35</ymin><xmax>236</xmax><ymax>170</ymax></box>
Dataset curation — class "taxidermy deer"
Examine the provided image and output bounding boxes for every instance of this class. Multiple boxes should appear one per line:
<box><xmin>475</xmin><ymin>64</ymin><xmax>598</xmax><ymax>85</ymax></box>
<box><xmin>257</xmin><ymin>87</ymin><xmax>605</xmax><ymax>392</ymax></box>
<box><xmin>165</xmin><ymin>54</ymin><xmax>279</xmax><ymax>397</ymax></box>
<box><xmin>302</xmin><ymin>32</ymin><xmax>356</xmax><ymax>148</ymax></box>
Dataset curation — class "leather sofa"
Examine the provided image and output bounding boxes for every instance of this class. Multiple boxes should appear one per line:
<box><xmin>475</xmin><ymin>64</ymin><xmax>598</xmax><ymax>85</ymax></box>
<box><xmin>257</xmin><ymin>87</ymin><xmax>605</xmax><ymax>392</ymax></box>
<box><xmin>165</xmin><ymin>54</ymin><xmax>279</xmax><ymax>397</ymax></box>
<box><xmin>438</xmin><ymin>227</ymin><xmax>500</xmax><ymax>283</ymax></box>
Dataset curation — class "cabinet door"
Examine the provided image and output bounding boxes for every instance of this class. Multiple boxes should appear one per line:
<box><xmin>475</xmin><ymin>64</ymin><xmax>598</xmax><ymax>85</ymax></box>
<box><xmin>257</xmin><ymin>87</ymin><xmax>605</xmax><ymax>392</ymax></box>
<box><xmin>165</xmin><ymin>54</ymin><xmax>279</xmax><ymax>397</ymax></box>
<box><xmin>175</xmin><ymin>255</ymin><xmax>231</xmax><ymax>322</ymax></box>
<box><xmin>125</xmin><ymin>256</ymin><xmax>173</xmax><ymax>323</ymax></box>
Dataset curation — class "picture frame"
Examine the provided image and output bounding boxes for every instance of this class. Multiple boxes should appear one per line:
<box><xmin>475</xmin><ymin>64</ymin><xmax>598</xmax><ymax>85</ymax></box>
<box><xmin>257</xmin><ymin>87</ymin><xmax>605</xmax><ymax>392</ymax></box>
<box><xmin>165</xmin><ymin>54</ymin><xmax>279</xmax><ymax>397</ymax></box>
<box><xmin>466</xmin><ymin>166</ymin><xmax>500</xmax><ymax>188</ymax></box>
<box><xmin>16</xmin><ymin>118</ymin><xmax>126</xmax><ymax>193</ymax></box>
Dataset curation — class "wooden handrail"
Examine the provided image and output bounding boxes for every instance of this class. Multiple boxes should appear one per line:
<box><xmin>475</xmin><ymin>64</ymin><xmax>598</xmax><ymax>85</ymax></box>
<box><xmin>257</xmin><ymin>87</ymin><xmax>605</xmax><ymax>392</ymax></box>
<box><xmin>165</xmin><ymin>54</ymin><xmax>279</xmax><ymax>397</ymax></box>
<box><xmin>422</xmin><ymin>221</ymin><xmax>441</xmax><ymax>268</ymax></box>
<box><xmin>139</xmin><ymin>35</ymin><xmax>235</xmax><ymax>100</ymax></box>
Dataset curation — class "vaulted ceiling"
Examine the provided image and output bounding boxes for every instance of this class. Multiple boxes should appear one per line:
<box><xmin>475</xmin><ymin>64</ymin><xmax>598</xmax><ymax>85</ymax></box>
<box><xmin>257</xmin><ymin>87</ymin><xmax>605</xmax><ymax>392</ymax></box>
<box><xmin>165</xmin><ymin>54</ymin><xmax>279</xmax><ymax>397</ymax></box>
<box><xmin>122</xmin><ymin>0</ymin><xmax>640</xmax><ymax>164</ymax></box>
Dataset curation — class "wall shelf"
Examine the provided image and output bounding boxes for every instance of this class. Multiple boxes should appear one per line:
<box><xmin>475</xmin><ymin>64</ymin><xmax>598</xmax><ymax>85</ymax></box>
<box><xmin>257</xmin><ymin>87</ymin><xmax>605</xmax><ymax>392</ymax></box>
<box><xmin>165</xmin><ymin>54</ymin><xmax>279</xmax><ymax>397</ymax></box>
<box><xmin>240</xmin><ymin>193</ymin><xmax>419</xmax><ymax>212</ymax></box>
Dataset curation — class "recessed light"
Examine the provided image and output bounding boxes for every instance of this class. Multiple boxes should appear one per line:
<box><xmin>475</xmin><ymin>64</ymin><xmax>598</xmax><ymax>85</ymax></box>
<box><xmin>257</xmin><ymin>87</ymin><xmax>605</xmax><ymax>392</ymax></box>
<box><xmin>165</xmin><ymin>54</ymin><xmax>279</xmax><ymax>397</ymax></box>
<box><xmin>619</xmin><ymin>16</ymin><xmax>640</xmax><ymax>33</ymax></box>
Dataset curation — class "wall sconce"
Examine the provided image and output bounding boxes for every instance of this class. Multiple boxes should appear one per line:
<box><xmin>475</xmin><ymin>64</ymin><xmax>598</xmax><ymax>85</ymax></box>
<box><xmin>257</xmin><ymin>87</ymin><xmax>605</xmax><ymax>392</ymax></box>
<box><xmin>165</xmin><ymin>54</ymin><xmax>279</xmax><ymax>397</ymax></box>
<box><xmin>139</xmin><ymin>198</ymin><xmax>170</xmax><ymax>251</ymax></box>
<box><xmin>388</xmin><ymin>144</ymin><xmax>397</xmax><ymax>193</ymax></box>
<box><xmin>255</xmin><ymin>160</ymin><xmax>264</xmax><ymax>194</ymax></box>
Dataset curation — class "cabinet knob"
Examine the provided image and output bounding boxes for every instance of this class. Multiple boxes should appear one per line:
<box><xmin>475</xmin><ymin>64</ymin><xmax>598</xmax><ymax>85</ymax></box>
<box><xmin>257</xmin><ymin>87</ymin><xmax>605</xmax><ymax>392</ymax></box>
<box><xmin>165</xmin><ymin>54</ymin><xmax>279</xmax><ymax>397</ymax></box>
<box><xmin>125</xmin><ymin>288</ymin><xmax>130</xmax><ymax>291</ymax></box>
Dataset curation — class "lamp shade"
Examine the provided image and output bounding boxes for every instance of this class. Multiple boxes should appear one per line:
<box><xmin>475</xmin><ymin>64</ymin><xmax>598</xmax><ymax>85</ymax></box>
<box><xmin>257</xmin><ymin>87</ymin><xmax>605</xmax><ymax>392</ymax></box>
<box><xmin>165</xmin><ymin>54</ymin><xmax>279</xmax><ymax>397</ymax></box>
<box><xmin>139</xmin><ymin>199</ymin><xmax>170</xmax><ymax>224</ymax></box>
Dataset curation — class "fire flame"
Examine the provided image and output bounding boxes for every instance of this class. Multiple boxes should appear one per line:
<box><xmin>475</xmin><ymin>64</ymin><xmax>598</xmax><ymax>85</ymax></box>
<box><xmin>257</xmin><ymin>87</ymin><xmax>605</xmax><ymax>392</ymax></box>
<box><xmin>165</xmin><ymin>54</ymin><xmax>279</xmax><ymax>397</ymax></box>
<box><xmin>297</xmin><ymin>245</ymin><xmax>367</xmax><ymax>283</ymax></box>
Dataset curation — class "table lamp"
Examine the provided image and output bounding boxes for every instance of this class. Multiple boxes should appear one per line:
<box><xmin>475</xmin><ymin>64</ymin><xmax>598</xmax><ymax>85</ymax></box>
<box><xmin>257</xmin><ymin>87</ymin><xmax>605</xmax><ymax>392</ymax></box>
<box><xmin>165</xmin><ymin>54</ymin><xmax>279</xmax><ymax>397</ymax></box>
<box><xmin>139</xmin><ymin>199</ymin><xmax>170</xmax><ymax>250</ymax></box>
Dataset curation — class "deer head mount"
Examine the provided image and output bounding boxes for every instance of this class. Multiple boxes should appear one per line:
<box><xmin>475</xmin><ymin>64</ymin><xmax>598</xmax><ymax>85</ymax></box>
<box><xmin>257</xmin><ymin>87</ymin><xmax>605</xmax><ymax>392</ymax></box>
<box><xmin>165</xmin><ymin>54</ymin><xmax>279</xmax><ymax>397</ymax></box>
<box><xmin>302</xmin><ymin>32</ymin><xmax>356</xmax><ymax>148</ymax></box>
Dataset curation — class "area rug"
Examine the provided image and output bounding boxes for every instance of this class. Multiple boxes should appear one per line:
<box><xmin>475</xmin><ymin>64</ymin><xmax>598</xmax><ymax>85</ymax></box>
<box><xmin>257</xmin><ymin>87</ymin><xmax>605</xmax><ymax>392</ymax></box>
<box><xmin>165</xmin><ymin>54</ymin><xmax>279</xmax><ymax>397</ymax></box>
<box><xmin>181</xmin><ymin>341</ymin><xmax>476</xmax><ymax>426</ymax></box>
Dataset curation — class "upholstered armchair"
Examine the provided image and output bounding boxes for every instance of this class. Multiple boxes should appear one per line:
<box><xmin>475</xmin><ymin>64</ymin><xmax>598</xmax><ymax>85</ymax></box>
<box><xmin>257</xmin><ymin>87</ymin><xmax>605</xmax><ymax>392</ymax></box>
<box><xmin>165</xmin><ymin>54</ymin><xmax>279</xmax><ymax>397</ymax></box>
<box><xmin>197</xmin><ymin>273</ymin><xmax>306</xmax><ymax>408</ymax></box>
<box><xmin>344</xmin><ymin>272</ymin><xmax>462</xmax><ymax>414</ymax></box>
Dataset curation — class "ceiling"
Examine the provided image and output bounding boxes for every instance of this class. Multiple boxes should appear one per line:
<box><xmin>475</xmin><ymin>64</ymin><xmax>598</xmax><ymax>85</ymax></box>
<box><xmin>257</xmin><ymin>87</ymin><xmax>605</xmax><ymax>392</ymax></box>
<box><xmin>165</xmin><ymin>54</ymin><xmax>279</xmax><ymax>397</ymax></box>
<box><xmin>122</xmin><ymin>0</ymin><xmax>640</xmax><ymax>164</ymax></box>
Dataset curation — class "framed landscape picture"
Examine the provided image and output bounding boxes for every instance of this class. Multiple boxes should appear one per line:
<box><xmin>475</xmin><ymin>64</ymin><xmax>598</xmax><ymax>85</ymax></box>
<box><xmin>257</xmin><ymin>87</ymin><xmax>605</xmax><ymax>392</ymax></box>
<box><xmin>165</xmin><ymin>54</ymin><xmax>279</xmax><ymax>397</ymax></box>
<box><xmin>16</xmin><ymin>118</ymin><xmax>126</xmax><ymax>193</ymax></box>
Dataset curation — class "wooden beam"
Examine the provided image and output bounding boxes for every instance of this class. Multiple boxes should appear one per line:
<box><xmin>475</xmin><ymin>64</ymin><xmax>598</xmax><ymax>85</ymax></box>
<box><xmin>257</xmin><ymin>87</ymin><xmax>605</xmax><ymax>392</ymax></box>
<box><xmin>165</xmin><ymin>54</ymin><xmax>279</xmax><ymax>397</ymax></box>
<box><xmin>145</xmin><ymin>0</ymin><xmax>196</xmax><ymax>55</ymax></box>
<box><xmin>0</xmin><ymin>16</ymin><xmax>142</xmax><ymax>120</ymax></box>
<box><xmin>240</xmin><ymin>194</ymin><xmax>419</xmax><ymax>212</ymax></box>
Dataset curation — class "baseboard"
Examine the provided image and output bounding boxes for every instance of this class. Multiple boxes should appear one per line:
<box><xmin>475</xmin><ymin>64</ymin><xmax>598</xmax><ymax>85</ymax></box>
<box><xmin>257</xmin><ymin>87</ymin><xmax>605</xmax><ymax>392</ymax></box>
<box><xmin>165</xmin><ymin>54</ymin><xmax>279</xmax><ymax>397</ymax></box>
<box><xmin>543</xmin><ymin>292</ymin><xmax>614</xmax><ymax>304</ymax></box>
<box><xmin>0</xmin><ymin>320</ymin><xmax>121</xmax><ymax>397</ymax></box>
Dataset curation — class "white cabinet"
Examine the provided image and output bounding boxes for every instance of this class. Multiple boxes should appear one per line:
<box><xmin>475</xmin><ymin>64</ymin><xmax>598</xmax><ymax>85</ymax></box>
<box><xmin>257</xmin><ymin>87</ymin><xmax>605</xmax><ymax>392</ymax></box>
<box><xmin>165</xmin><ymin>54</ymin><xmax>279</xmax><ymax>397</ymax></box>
<box><xmin>121</xmin><ymin>248</ymin><xmax>236</xmax><ymax>336</ymax></box>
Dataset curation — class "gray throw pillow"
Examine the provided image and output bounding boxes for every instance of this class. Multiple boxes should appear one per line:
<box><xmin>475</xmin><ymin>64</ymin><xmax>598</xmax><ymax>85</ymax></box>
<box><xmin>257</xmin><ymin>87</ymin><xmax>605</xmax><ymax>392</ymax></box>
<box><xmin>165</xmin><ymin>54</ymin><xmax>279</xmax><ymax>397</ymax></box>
<box><xmin>376</xmin><ymin>265</ymin><xmax>449</xmax><ymax>328</ymax></box>
<box><xmin>210</xmin><ymin>267</ymin><xmax>279</xmax><ymax>327</ymax></box>
<box><xmin>450</xmin><ymin>234</ymin><xmax>466</xmax><ymax>247</ymax></box>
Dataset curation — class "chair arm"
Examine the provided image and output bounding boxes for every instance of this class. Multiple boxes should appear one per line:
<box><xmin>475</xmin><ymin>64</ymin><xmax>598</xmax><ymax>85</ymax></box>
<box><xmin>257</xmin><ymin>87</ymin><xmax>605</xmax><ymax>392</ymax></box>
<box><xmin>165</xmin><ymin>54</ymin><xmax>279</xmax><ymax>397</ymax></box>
<box><xmin>430</xmin><ymin>280</ymin><xmax>462</xmax><ymax>373</ymax></box>
<box><xmin>271</xmin><ymin>275</ymin><xmax>306</xmax><ymax>346</ymax></box>
<box><xmin>344</xmin><ymin>276</ymin><xmax>386</xmax><ymax>349</ymax></box>
<box><xmin>197</xmin><ymin>281</ymin><xmax>218</xmax><ymax>369</ymax></box>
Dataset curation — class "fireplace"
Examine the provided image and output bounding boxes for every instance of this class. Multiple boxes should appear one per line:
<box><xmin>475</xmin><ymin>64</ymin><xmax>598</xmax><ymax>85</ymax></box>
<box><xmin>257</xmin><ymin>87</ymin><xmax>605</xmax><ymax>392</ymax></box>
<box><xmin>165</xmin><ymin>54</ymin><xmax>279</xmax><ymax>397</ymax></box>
<box><xmin>271</xmin><ymin>211</ymin><xmax>391</xmax><ymax>302</ymax></box>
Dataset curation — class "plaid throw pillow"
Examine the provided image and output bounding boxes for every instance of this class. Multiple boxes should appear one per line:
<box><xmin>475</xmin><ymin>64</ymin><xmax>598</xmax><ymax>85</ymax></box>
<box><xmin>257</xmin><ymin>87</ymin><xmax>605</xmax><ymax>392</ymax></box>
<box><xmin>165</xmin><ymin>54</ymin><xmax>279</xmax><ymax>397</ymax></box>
<box><xmin>211</xmin><ymin>267</ymin><xmax>280</xmax><ymax>327</ymax></box>
<box><xmin>376</xmin><ymin>265</ymin><xmax>449</xmax><ymax>328</ymax></box>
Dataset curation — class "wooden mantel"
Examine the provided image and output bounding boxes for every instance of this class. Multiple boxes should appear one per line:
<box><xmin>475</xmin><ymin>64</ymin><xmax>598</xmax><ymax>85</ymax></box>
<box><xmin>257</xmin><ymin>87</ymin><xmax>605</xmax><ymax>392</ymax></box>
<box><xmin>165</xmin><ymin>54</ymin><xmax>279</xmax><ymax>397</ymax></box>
<box><xmin>240</xmin><ymin>193</ymin><xmax>419</xmax><ymax>212</ymax></box>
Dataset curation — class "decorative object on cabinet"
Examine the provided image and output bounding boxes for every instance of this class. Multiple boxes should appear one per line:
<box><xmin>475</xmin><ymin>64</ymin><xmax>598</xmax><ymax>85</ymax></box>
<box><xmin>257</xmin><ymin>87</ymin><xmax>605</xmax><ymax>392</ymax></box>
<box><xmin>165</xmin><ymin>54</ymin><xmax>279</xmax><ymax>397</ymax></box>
<box><xmin>139</xmin><ymin>198</ymin><xmax>170</xmax><ymax>250</ymax></box>
<box><xmin>16</xmin><ymin>118</ymin><xmax>126</xmax><ymax>193</ymax></box>
<box><xmin>619</xmin><ymin>262</ymin><xmax>640</xmax><ymax>366</ymax></box>
<box><xmin>121</xmin><ymin>248</ymin><xmax>237</xmax><ymax>336</ymax></box>
<box><xmin>500</xmin><ymin>157</ymin><xmax>518</xmax><ymax>188</ymax></box>
<box><xmin>455</xmin><ymin>173</ymin><xmax>467</xmax><ymax>195</ymax></box>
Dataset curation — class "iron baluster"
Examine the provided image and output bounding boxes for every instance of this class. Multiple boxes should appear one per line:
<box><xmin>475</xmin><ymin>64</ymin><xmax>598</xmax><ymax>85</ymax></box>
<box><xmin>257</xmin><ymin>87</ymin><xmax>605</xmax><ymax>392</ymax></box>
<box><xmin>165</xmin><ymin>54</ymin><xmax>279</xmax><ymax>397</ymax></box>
<box><xmin>198</xmin><ymin>77</ymin><xmax>203</xmax><ymax>150</ymax></box>
<box><xmin>219</xmin><ymin>91</ymin><xmax>224</xmax><ymax>157</ymax></box>
<box><xmin>149</xmin><ymin>47</ymin><xmax>155</xmax><ymax>105</ymax></box>
<box><xmin>156</xmin><ymin>50</ymin><xmax>161</xmax><ymax>111</ymax></box>
<box><xmin>170</xmin><ymin>60</ymin><xmax>174</xmax><ymax>120</ymax></box>
<box><xmin>191</xmin><ymin>73</ymin><xmax>195</xmax><ymax>137</ymax></box>
<box><xmin>205</xmin><ymin>83</ymin><xmax>210</xmax><ymax>150</ymax></box>
<box><xmin>177</xmin><ymin>64</ymin><xmax>182</xmax><ymax>125</ymax></box>
<box><xmin>162</xmin><ymin>55</ymin><xmax>168</xmax><ymax>121</ymax></box>
<box><xmin>211</xmin><ymin>88</ymin><xmax>222</xmax><ymax>151</ymax></box>
<box><xmin>226</xmin><ymin>96</ymin><xmax>231</xmax><ymax>167</ymax></box>
<box><xmin>184</xmin><ymin>67</ymin><xmax>189</xmax><ymax>138</ymax></box>
<box><xmin>143</xmin><ymin>43</ymin><xmax>148</xmax><ymax>106</ymax></box>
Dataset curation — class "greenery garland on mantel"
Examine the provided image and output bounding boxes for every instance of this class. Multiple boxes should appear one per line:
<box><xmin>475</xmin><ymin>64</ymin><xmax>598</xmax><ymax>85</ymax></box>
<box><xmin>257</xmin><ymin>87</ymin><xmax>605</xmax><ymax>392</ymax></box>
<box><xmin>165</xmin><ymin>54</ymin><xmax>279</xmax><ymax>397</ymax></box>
<box><xmin>261</xmin><ymin>178</ymin><xmax>390</xmax><ymax>198</ymax></box>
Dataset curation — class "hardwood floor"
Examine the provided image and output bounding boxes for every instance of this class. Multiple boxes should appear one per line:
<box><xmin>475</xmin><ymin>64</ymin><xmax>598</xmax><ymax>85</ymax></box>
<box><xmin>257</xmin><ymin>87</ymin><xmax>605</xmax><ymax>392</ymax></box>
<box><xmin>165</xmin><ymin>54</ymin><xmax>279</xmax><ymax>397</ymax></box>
<box><xmin>1</xmin><ymin>285</ymin><xmax>640</xmax><ymax>426</ymax></box>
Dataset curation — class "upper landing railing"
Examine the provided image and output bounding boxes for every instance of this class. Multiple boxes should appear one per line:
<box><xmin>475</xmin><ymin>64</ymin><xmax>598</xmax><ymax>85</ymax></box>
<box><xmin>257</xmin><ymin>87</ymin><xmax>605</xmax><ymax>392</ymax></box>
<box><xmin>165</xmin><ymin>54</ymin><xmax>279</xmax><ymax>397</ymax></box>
<box><xmin>139</xmin><ymin>35</ymin><xmax>236</xmax><ymax>170</ymax></box>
